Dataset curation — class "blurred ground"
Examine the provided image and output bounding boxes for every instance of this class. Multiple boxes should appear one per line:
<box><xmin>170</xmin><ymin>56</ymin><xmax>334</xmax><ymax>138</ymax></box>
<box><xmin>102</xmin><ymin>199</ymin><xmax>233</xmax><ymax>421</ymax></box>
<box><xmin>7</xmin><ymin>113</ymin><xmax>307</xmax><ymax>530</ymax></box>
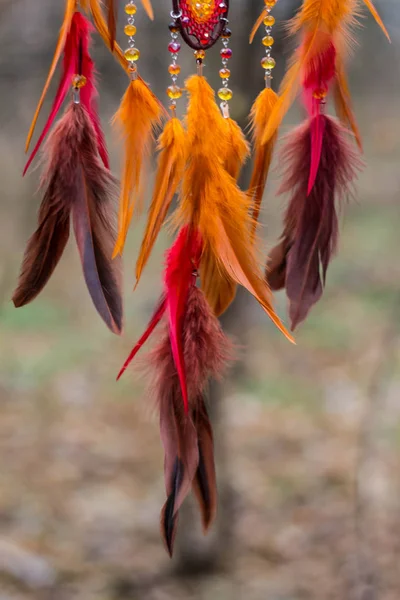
<box><xmin>1</xmin><ymin>1</ymin><xmax>400</xmax><ymax>599</ymax></box>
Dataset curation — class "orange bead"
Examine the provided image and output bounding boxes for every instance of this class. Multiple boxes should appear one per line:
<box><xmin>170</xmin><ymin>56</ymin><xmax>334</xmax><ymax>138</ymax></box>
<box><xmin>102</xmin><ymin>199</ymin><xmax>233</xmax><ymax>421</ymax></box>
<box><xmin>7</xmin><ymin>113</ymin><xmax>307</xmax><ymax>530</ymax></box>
<box><xmin>167</xmin><ymin>85</ymin><xmax>182</xmax><ymax>100</ymax></box>
<box><xmin>168</xmin><ymin>64</ymin><xmax>181</xmax><ymax>76</ymax></box>
<box><xmin>72</xmin><ymin>74</ymin><xmax>87</xmax><ymax>88</ymax></box>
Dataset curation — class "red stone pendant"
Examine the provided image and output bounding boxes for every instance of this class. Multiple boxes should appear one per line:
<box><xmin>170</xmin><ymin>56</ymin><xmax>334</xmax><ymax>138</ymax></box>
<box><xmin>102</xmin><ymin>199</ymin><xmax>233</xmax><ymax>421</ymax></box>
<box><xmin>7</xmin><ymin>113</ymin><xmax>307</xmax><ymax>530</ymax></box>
<box><xmin>172</xmin><ymin>0</ymin><xmax>230</xmax><ymax>50</ymax></box>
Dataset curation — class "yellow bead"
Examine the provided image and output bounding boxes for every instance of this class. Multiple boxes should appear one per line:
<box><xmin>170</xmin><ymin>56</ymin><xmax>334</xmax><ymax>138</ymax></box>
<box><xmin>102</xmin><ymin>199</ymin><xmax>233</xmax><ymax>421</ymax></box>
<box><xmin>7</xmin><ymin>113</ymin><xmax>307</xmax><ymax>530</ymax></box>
<box><xmin>219</xmin><ymin>68</ymin><xmax>230</xmax><ymax>79</ymax></box>
<box><xmin>217</xmin><ymin>87</ymin><xmax>233</xmax><ymax>101</ymax></box>
<box><xmin>264</xmin><ymin>0</ymin><xmax>276</xmax><ymax>7</ymax></box>
<box><xmin>263</xmin><ymin>15</ymin><xmax>275</xmax><ymax>26</ymax></box>
<box><xmin>262</xmin><ymin>35</ymin><xmax>274</xmax><ymax>46</ymax></box>
<box><xmin>313</xmin><ymin>88</ymin><xmax>328</xmax><ymax>100</ymax></box>
<box><xmin>167</xmin><ymin>85</ymin><xmax>183</xmax><ymax>100</ymax></box>
<box><xmin>168</xmin><ymin>64</ymin><xmax>181</xmax><ymax>75</ymax></box>
<box><xmin>125</xmin><ymin>3</ymin><xmax>137</xmax><ymax>14</ymax></box>
<box><xmin>261</xmin><ymin>56</ymin><xmax>276</xmax><ymax>69</ymax></box>
<box><xmin>72</xmin><ymin>74</ymin><xmax>87</xmax><ymax>88</ymax></box>
<box><xmin>124</xmin><ymin>47</ymin><xmax>140</xmax><ymax>62</ymax></box>
<box><xmin>194</xmin><ymin>49</ymin><xmax>206</xmax><ymax>60</ymax></box>
<box><xmin>124</xmin><ymin>24</ymin><xmax>137</xmax><ymax>36</ymax></box>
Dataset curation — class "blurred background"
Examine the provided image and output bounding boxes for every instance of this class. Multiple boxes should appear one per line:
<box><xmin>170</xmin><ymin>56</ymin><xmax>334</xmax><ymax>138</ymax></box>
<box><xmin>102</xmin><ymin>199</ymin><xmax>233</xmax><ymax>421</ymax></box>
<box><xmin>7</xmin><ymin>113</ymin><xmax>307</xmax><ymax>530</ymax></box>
<box><xmin>1</xmin><ymin>1</ymin><xmax>400</xmax><ymax>598</ymax></box>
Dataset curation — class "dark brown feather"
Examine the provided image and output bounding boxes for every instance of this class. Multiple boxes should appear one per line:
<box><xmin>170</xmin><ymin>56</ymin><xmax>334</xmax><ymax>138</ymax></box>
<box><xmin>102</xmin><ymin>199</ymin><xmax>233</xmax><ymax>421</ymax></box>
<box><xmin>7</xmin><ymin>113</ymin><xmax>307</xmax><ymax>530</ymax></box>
<box><xmin>192</xmin><ymin>398</ymin><xmax>217</xmax><ymax>531</ymax></box>
<box><xmin>266</xmin><ymin>114</ymin><xmax>361</xmax><ymax>330</ymax></box>
<box><xmin>13</xmin><ymin>103</ymin><xmax>123</xmax><ymax>334</ymax></box>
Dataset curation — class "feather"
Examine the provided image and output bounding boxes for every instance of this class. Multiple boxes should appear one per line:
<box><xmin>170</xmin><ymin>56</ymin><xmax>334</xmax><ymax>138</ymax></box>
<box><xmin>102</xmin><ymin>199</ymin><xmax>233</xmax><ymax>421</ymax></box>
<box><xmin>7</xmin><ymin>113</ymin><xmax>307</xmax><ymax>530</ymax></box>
<box><xmin>105</xmin><ymin>0</ymin><xmax>117</xmax><ymax>50</ymax></box>
<box><xmin>112</xmin><ymin>79</ymin><xmax>162</xmax><ymax>257</ymax></box>
<box><xmin>117</xmin><ymin>297</ymin><xmax>166</xmax><ymax>380</ymax></box>
<box><xmin>192</xmin><ymin>399</ymin><xmax>217</xmax><ymax>531</ymax></box>
<box><xmin>141</xmin><ymin>0</ymin><xmax>154</xmax><ymax>20</ymax></box>
<box><xmin>164</xmin><ymin>227</ymin><xmax>203</xmax><ymax>413</ymax></box>
<box><xmin>361</xmin><ymin>0</ymin><xmax>390</xmax><ymax>40</ymax></box>
<box><xmin>14</xmin><ymin>104</ymin><xmax>123</xmax><ymax>334</ymax></box>
<box><xmin>25</xmin><ymin>0</ymin><xmax>76</xmax><ymax>153</ymax></box>
<box><xmin>249</xmin><ymin>8</ymin><xmax>268</xmax><ymax>44</ymax></box>
<box><xmin>333</xmin><ymin>57</ymin><xmax>362</xmax><ymax>150</ymax></box>
<box><xmin>223</xmin><ymin>118</ymin><xmax>250</xmax><ymax>180</ymax></box>
<box><xmin>200</xmin><ymin>247</ymin><xmax>236</xmax><ymax>316</ymax></box>
<box><xmin>266</xmin><ymin>114</ymin><xmax>362</xmax><ymax>329</ymax></box>
<box><xmin>24</xmin><ymin>13</ymin><xmax>109</xmax><ymax>175</ymax></box>
<box><xmin>176</xmin><ymin>76</ymin><xmax>294</xmax><ymax>342</ymax></box>
<box><xmin>135</xmin><ymin>118</ymin><xmax>187</xmax><ymax>285</ymax></box>
<box><xmin>248</xmin><ymin>88</ymin><xmax>278</xmax><ymax>239</ymax></box>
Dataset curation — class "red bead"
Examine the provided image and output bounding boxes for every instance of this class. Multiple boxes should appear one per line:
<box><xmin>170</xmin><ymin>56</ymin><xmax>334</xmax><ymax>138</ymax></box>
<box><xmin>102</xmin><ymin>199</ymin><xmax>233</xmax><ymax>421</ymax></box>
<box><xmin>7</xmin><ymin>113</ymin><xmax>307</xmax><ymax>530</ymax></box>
<box><xmin>168</xmin><ymin>42</ymin><xmax>181</xmax><ymax>53</ymax></box>
<box><xmin>200</xmin><ymin>33</ymin><xmax>210</xmax><ymax>46</ymax></box>
<box><xmin>220</xmin><ymin>48</ymin><xmax>232</xmax><ymax>59</ymax></box>
<box><xmin>218</xmin><ymin>2</ymin><xmax>227</xmax><ymax>12</ymax></box>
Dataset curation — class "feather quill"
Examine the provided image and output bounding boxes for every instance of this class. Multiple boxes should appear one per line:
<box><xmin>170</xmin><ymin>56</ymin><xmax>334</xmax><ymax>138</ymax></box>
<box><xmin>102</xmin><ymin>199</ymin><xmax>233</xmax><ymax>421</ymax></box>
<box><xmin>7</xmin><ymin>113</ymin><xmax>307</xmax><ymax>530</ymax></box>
<box><xmin>105</xmin><ymin>0</ymin><xmax>117</xmax><ymax>50</ymax></box>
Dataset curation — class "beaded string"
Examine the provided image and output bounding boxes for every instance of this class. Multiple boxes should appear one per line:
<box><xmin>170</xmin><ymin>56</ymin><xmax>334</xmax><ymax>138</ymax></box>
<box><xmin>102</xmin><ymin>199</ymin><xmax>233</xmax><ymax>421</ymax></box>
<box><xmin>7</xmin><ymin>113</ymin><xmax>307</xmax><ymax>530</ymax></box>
<box><xmin>123</xmin><ymin>2</ymin><xmax>140</xmax><ymax>78</ymax></box>
<box><xmin>261</xmin><ymin>0</ymin><xmax>277</xmax><ymax>87</ymax></box>
<box><xmin>167</xmin><ymin>13</ymin><xmax>183</xmax><ymax>114</ymax></box>
<box><xmin>218</xmin><ymin>21</ymin><xmax>232</xmax><ymax>117</ymax></box>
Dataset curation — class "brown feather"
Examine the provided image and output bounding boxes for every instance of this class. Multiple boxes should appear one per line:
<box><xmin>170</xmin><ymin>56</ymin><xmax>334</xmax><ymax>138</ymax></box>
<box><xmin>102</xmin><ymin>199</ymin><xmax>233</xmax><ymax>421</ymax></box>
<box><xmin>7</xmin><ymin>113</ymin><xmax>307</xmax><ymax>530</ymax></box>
<box><xmin>192</xmin><ymin>399</ymin><xmax>217</xmax><ymax>531</ymax></box>
<box><xmin>13</xmin><ymin>104</ymin><xmax>123</xmax><ymax>334</ymax></box>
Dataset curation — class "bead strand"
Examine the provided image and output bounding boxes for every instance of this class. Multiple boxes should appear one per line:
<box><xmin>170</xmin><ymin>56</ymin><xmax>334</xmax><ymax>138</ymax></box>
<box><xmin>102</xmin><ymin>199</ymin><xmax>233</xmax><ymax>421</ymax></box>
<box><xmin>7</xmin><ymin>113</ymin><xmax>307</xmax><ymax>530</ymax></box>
<box><xmin>167</xmin><ymin>14</ymin><xmax>183</xmax><ymax>112</ymax></box>
<box><xmin>218</xmin><ymin>23</ymin><xmax>233</xmax><ymax>116</ymax></box>
<box><xmin>124</xmin><ymin>2</ymin><xmax>140</xmax><ymax>75</ymax></box>
<box><xmin>260</xmin><ymin>0</ymin><xmax>277</xmax><ymax>87</ymax></box>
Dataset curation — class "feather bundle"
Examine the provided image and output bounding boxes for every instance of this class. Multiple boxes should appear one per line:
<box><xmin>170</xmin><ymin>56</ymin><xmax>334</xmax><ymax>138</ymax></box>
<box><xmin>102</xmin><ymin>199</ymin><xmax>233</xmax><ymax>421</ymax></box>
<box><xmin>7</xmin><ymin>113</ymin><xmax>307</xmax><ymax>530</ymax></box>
<box><xmin>112</xmin><ymin>79</ymin><xmax>162</xmax><ymax>257</ymax></box>
<box><xmin>262</xmin><ymin>0</ymin><xmax>388</xmax><ymax>147</ymax></box>
<box><xmin>14</xmin><ymin>104</ymin><xmax>123</xmax><ymax>334</ymax></box>
<box><xmin>175</xmin><ymin>75</ymin><xmax>293</xmax><ymax>342</ymax></box>
<box><xmin>266</xmin><ymin>114</ymin><xmax>362</xmax><ymax>330</ymax></box>
<box><xmin>122</xmin><ymin>278</ymin><xmax>230</xmax><ymax>555</ymax></box>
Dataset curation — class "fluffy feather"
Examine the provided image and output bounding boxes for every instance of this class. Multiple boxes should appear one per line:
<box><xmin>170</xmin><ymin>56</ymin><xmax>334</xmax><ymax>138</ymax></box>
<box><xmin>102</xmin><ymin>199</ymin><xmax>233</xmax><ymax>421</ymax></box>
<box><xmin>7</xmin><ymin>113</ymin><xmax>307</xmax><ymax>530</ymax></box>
<box><xmin>248</xmin><ymin>88</ymin><xmax>279</xmax><ymax>239</ymax></box>
<box><xmin>14</xmin><ymin>104</ymin><xmax>123</xmax><ymax>334</ymax></box>
<box><xmin>25</xmin><ymin>0</ymin><xmax>76</xmax><ymax>153</ymax></box>
<box><xmin>112</xmin><ymin>79</ymin><xmax>162</xmax><ymax>257</ymax></box>
<box><xmin>176</xmin><ymin>75</ymin><xmax>294</xmax><ymax>342</ymax></box>
<box><xmin>200</xmin><ymin>247</ymin><xmax>236</xmax><ymax>316</ymax></box>
<box><xmin>223</xmin><ymin>118</ymin><xmax>250</xmax><ymax>180</ymax></box>
<box><xmin>266</xmin><ymin>114</ymin><xmax>361</xmax><ymax>329</ymax></box>
<box><xmin>135</xmin><ymin>118</ymin><xmax>187</xmax><ymax>285</ymax></box>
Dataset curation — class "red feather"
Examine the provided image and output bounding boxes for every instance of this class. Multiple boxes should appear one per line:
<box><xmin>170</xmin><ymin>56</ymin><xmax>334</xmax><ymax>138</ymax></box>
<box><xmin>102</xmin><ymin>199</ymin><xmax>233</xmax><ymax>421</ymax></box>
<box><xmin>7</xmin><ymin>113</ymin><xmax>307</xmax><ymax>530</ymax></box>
<box><xmin>164</xmin><ymin>226</ymin><xmax>203</xmax><ymax>413</ymax></box>
<box><xmin>266</xmin><ymin>114</ymin><xmax>362</xmax><ymax>330</ymax></box>
<box><xmin>24</xmin><ymin>13</ymin><xmax>108</xmax><ymax>175</ymax></box>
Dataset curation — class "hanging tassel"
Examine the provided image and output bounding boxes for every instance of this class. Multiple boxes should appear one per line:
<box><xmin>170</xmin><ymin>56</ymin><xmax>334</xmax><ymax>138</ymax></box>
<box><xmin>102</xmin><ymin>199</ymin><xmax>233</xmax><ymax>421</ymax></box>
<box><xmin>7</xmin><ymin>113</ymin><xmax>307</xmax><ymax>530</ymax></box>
<box><xmin>135</xmin><ymin>117</ymin><xmax>187</xmax><ymax>284</ymax></box>
<box><xmin>24</xmin><ymin>12</ymin><xmax>109</xmax><ymax>175</ymax></box>
<box><xmin>120</xmin><ymin>265</ymin><xmax>230</xmax><ymax>555</ymax></box>
<box><xmin>13</xmin><ymin>103</ymin><xmax>123</xmax><ymax>334</ymax></box>
<box><xmin>262</xmin><ymin>0</ymin><xmax>388</xmax><ymax>145</ymax></box>
<box><xmin>175</xmin><ymin>75</ymin><xmax>294</xmax><ymax>342</ymax></box>
<box><xmin>248</xmin><ymin>87</ymin><xmax>279</xmax><ymax>239</ymax></box>
<box><xmin>266</xmin><ymin>114</ymin><xmax>362</xmax><ymax>330</ymax></box>
<box><xmin>112</xmin><ymin>78</ymin><xmax>162</xmax><ymax>257</ymax></box>
<box><xmin>25</xmin><ymin>0</ymin><xmax>77</xmax><ymax>154</ymax></box>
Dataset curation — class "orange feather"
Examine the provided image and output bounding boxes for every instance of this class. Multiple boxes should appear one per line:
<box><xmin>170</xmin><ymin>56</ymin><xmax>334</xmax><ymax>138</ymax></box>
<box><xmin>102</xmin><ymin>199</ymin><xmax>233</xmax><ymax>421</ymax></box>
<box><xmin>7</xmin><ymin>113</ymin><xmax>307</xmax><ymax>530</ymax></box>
<box><xmin>248</xmin><ymin>88</ymin><xmax>278</xmax><ymax>239</ymax></box>
<box><xmin>135</xmin><ymin>117</ymin><xmax>187</xmax><ymax>284</ymax></box>
<box><xmin>141</xmin><ymin>0</ymin><xmax>154</xmax><ymax>20</ymax></box>
<box><xmin>175</xmin><ymin>75</ymin><xmax>293</xmax><ymax>341</ymax></box>
<box><xmin>223</xmin><ymin>118</ymin><xmax>250</xmax><ymax>180</ymax></box>
<box><xmin>249</xmin><ymin>8</ymin><xmax>267</xmax><ymax>44</ymax></box>
<box><xmin>25</xmin><ymin>0</ymin><xmax>76</xmax><ymax>152</ymax></box>
<box><xmin>112</xmin><ymin>79</ymin><xmax>162</xmax><ymax>257</ymax></box>
<box><xmin>333</xmin><ymin>57</ymin><xmax>362</xmax><ymax>150</ymax></box>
